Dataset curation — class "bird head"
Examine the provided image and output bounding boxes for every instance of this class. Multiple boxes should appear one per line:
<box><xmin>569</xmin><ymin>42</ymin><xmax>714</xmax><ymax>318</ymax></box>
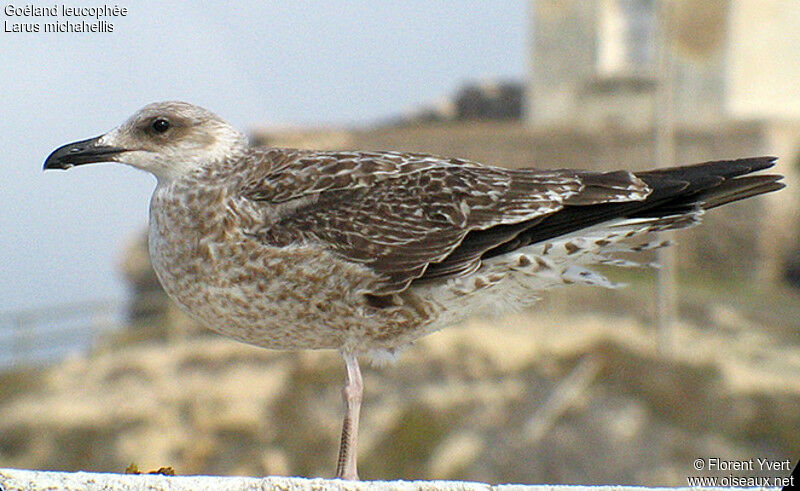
<box><xmin>43</xmin><ymin>101</ymin><xmax>248</xmax><ymax>182</ymax></box>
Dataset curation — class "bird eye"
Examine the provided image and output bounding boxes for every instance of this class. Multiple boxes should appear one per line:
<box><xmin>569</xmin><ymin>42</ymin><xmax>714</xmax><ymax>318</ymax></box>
<box><xmin>151</xmin><ymin>118</ymin><xmax>171</xmax><ymax>133</ymax></box>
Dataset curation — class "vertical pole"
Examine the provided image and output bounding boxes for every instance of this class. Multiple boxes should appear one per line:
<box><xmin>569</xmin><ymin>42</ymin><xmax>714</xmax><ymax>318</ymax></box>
<box><xmin>655</xmin><ymin>0</ymin><xmax>678</xmax><ymax>355</ymax></box>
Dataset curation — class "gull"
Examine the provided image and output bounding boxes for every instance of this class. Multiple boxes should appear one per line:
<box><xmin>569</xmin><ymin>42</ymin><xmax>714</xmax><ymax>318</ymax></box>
<box><xmin>44</xmin><ymin>101</ymin><xmax>784</xmax><ymax>480</ymax></box>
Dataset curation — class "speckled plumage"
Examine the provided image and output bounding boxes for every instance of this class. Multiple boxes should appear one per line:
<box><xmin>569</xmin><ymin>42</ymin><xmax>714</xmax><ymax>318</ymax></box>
<box><xmin>45</xmin><ymin>101</ymin><xmax>784</xmax><ymax>480</ymax></box>
<box><xmin>144</xmin><ymin>140</ymin><xmax>781</xmax><ymax>358</ymax></box>
<box><xmin>146</xmin><ymin>144</ymin><xmax>660</xmax><ymax>355</ymax></box>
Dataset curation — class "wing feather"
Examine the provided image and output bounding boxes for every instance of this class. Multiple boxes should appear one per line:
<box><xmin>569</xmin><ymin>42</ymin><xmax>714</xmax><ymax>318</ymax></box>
<box><xmin>240</xmin><ymin>149</ymin><xmax>651</xmax><ymax>294</ymax></box>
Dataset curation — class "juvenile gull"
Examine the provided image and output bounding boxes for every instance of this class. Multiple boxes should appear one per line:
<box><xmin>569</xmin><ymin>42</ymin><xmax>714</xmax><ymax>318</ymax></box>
<box><xmin>44</xmin><ymin>101</ymin><xmax>784</xmax><ymax>480</ymax></box>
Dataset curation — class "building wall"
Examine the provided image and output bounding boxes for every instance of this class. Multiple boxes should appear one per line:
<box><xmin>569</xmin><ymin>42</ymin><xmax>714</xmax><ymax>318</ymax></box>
<box><xmin>528</xmin><ymin>1</ymin><xmax>599</xmax><ymax>126</ymax></box>
<box><xmin>527</xmin><ymin>0</ymin><xmax>730</xmax><ymax>128</ymax></box>
<box><xmin>727</xmin><ymin>0</ymin><xmax>800</xmax><ymax>120</ymax></box>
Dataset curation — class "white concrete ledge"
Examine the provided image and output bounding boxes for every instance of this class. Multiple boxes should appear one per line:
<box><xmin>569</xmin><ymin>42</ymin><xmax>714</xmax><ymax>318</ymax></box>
<box><xmin>0</xmin><ymin>469</ymin><xmax>782</xmax><ymax>491</ymax></box>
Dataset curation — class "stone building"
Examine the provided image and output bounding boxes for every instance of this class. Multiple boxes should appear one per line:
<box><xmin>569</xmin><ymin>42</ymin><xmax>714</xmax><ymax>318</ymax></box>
<box><xmin>526</xmin><ymin>0</ymin><xmax>800</xmax><ymax>130</ymax></box>
<box><xmin>527</xmin><ymin>0</ymin><xmax>800</xmax><ymax>280</ymax></box>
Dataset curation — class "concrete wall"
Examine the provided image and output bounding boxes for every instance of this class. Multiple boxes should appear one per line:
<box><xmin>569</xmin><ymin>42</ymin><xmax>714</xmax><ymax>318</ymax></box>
<box><xmin>727</xmin><ymin>0</ymin><xmax>800</xmax><ymax>120</ymax></box>
<box><xmin>2</xmin><ymin>469</ymin><xmax>776</xmax><ymax>491</ymax></box>
<box><xmin>528</xmin><ymin>1</ymin><xmax>598</xmax><ymax>126</ymax></box>
<box><xmin>527</xmin><ymin>0</ymin><xmax>731</xmax><ymax>129</ymax></box>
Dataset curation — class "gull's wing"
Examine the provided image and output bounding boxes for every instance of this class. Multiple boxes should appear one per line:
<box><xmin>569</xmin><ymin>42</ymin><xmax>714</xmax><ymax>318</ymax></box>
<box><xmin>240</xmin><ymin>149</ymin><xmax>651</xmax><ymax>295</ymax></box>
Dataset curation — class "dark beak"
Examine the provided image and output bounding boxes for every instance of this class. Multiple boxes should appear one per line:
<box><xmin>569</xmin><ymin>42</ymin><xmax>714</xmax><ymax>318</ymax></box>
<box><xmin>43</xmin><ymin>135</ymin><xmax>126</xmax><ymax>170</ymax></box>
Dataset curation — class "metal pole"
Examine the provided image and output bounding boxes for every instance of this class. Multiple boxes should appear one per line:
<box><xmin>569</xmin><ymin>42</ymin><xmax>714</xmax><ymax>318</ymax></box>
<box><xmin>655</xmin><ymin>0</ymin><xmax>678</xmax><ymax>355</ymax></box>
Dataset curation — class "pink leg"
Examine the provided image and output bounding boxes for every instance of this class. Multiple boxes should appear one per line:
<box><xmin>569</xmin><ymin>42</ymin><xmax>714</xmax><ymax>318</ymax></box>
<box><xmin>335</xmin><ymin>351</ymin><xmax>363</xmax><ymax>480</ymax></box>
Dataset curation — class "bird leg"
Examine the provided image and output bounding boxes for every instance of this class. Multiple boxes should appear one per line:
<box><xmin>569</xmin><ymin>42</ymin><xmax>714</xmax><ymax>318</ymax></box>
<box><xmin>335</xmin><ymin>351</ymin><xmax>363</xmax><ymax>480</ymax></box>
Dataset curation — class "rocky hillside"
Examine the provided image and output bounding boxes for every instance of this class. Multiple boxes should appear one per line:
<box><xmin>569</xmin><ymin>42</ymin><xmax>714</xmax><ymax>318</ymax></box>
<box><xmin>0</xmin><ymin>310</ymin><xmax>797</xmax><ymax>485</ymax></box>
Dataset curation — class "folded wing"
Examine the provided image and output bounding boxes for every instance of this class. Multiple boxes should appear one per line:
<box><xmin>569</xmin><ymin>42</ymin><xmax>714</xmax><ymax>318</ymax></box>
<box><xmin>241</xmin><ymin>150</ymin><xmax>658</xmax><ymax>294</ymax></box>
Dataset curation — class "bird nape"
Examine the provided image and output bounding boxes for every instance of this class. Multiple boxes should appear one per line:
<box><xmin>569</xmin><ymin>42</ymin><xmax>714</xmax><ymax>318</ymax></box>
<box><xmin>44</xmin><ymin>101</ymin><xmax>785</xmax><ymax>480</ymax></box>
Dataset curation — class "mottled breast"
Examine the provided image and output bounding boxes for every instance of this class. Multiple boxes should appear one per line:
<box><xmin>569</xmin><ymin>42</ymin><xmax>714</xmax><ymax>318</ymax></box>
<box><xmin>146</xmin><ymin>179</ymin><xmax>434</xmax><ymax>352</ymax></box>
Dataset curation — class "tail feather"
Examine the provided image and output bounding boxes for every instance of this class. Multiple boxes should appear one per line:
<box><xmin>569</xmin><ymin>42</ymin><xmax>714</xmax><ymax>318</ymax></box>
<box><xmin>642</xmin><ymin>156</ymin><xmax>777</xmax><ymax>182</ymax></box>
<box><xmin>634</xmin><ymin>156</ymin><xmax>783</xmax><ymax>216</ymax></box>
<box><xmin>480</xmin><ymin>156</ymin><xmax>783</xmax><ymax>261</ymax></box>
<box><xmin>694</xmin><ymin>175</ymin><xmax>784</xmax><ymax>211</ymax></box>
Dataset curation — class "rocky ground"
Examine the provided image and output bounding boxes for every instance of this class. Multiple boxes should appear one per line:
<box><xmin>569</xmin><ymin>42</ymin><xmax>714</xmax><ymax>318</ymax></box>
<box><xmin>0</xmin><ymin>307</ymin><xmax>797</xmax><ymax>486</ymax></box>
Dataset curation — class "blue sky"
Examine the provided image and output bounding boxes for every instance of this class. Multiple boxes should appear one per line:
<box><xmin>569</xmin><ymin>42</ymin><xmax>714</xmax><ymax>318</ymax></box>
<box><xmin>0</xmin><ymin>1</ymin><xmax>527</xmax><ymax>311</ymax></box>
